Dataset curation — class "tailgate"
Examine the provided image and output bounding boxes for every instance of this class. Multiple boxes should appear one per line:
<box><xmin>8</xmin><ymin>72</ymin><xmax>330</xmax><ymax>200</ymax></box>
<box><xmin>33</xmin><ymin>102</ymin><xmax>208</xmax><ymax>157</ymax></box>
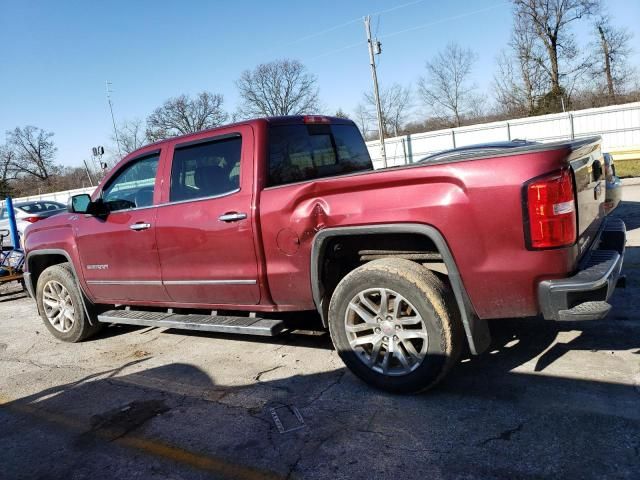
<box><xmin>568</xmin><ymin>137</ymin><xmax>605</xmax><ymax>258</ymax></box>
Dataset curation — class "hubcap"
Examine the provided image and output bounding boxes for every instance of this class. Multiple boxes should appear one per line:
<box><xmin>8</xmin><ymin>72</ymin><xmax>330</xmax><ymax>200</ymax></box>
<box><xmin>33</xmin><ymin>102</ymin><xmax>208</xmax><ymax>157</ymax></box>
<box><xmin>42</xmin><ymin>281</ymin><xmax>75</xmax><ymax>333</ymax></box>
<box><xmin>344</xmin><ymin>288</ymin><xmax>429</xmax><ymax>376</ymax></box>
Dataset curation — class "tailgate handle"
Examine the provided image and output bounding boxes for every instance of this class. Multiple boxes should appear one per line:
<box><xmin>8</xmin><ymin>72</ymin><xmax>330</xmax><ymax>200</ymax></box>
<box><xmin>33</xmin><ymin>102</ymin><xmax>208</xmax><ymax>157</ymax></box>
<box><xmin>218</xmin><ymin>212</ymin><xmax>247</xmax><ymax>222</ymax></box>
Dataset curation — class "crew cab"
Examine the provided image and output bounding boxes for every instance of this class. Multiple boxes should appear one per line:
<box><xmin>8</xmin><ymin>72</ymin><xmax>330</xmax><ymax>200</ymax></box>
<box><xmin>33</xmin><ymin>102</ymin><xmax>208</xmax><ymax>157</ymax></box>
<box><xmin>23</xmin><ymin>116</ymin><xmax>626</xmax><ymax>393</ymax></box>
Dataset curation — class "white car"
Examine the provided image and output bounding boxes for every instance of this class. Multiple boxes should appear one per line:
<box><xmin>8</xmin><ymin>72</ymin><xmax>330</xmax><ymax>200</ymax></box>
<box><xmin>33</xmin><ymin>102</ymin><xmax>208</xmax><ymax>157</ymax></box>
<box><xmin>0</xmin><ymin>201</ymin><xmax>67</xmax><ymax>248</ymax></box>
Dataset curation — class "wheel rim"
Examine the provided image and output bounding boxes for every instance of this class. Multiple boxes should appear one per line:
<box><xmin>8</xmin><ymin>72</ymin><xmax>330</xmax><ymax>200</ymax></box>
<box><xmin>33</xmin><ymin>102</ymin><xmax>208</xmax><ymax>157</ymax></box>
<box><xmin>344</xmin><ymin>288</ymin><xmax>429</xmax><ymax>376</ymax></box>
<box><xmin>42</xmin><ymin>280</ymin><xmax>75</xmax><ymax>333</ymax></box>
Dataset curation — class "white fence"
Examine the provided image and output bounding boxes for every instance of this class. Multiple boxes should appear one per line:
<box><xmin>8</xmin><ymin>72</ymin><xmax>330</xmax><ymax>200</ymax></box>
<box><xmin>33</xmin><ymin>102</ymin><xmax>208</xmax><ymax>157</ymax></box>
<box><xmin>366</xmin><ymin>101</ymin><xmax>640</xmax><ymax>168</ymax></box>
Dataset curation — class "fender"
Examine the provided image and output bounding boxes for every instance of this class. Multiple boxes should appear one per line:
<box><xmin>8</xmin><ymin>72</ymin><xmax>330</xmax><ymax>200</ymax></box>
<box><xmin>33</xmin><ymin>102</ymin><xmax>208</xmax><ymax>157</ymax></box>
<box><xmin>310</xmin><ymin>223</ymin><xmax>491</xmax><ymax>355</ymax></box>
<box><xmin>25</xmin><ymin>249</ymin><xmax>97</xmax><ymax>326</ymax></box>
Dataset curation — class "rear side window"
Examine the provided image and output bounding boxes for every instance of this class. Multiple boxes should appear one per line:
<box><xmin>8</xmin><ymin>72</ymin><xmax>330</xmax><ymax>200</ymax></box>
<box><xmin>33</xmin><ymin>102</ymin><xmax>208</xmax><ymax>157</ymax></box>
<box><xmin>268</xmin><ymin>123</ymin><xmax>372</xmax><ymax>186</ymax></box>
<box><xmin>20</xmin><ymin>204</ymin><xmax>41</xmax><ymax>213</ymax></box>
<box><xmin>170</xmin><ymin>136</ymin><xmax>241</xmax><ymax>202</ymax></box>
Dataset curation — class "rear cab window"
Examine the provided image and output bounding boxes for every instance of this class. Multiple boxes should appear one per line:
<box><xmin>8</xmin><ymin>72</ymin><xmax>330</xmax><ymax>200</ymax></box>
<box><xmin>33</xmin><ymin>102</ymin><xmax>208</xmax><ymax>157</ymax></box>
<box><xmin>268</xmin><ymin>122</ymin><xmax>372</xmax><ymax>186</ymax></box>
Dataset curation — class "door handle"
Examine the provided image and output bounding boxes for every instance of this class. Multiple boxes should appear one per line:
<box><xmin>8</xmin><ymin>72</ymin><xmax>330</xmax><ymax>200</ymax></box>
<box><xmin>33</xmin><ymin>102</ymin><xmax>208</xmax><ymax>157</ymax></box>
<box><xmin>218</xmin><ymin>212</ymin><xmax>247</xmax><ymax>222</ymax></box>
<box><xmin>130</xmin><ymin>222</ymin><xmax>151</xmax><ymax>231</ymax></box>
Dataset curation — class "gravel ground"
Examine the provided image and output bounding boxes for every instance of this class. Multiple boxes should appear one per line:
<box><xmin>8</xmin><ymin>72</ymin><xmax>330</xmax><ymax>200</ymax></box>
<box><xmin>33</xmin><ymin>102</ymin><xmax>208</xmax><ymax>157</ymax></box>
<box><xmin>0</xmin><ymin>185</ymin><xmax>638</xmax><ymax>480</ymax></box>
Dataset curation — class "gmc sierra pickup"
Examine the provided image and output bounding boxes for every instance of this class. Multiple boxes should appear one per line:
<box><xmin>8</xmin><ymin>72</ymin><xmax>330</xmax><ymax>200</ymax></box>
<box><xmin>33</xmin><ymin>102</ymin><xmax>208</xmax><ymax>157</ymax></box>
<box><xmin>23</xmin><ymin>115</ymin><xmax>626</xmax><ymax>393</ymax></box>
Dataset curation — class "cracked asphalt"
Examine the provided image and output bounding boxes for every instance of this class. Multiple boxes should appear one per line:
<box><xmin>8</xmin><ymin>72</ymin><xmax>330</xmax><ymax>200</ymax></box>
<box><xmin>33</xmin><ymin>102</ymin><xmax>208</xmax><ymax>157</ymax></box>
<box><xmin>1</xmin><ymin>185</ymin><xmax>639</xmax><ymax>479</ymax></box>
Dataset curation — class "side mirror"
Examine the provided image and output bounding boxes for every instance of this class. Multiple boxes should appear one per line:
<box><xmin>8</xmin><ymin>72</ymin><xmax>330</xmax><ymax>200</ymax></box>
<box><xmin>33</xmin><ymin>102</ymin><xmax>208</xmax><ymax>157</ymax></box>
<box><xmin>68</xmin><ymin>194</ymin><xmax>92</xmax><ymax>214</ymax></box>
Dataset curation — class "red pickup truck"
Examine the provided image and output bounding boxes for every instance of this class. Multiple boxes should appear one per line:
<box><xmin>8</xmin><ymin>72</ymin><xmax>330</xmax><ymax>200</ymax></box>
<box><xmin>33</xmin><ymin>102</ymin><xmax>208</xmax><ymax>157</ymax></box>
<box><xmin>23</xmin><ymin>116</ymin><xmax>626</xmax><ymax>393</ymax></box>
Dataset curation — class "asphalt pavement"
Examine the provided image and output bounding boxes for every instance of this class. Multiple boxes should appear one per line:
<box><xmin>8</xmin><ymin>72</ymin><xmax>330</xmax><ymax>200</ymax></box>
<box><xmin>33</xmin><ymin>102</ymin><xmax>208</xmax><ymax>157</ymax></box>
<box><xmin>0</xmin><ymin>185</ymin><xmax>639</xmax><ymax>479</ymax></box>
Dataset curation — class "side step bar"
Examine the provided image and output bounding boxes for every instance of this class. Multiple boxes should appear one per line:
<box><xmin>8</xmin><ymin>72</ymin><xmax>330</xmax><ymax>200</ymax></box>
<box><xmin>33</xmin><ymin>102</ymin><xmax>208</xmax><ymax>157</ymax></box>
<box><xmin>97</xmin><ymin>309</ymin><xmax>285</xmax><ymax>336</ymax></box>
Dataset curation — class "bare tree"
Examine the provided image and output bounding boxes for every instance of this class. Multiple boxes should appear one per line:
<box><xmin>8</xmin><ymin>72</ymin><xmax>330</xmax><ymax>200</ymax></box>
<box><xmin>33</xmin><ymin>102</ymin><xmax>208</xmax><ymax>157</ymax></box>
<box><xmin>236</xmin><ymin>59</ymin><xmax>320</xmax><ymax>117</ymax></box>
<box><xmin>512</xmin><ymin>0</ymin><xmax>600</xmax><ymax>105</ymax></box>
<box><xmin>353</xmin><ymin>104</ymin><xmax>372</xmax><ymax>140</ymax></box>
<box><xmin>592</xmin><ymin>16</ymin><xmax>634</xmax><ymax>98</ymax></box>
<box><xmin>114</xmin><ymin>119</ymin><xmax>149</xmax><ymax>155</ymax></box>
<box><xmin>494</xmin><ymin>13</ymin><xmax>548</xmax><ymax>116</ymax></box>
<box><xmin>418</xmin><ymin>43</ymin><xmax>477</xmax><ymax>127</ymax></box>
<box><xmin>0</xmin><ymin>145</ymin><xmax>16</xmax><ymax>197</ymax></box>
<box><xmin>5</xmin><ymin>126</ymin><xmax>58</xmax><ymax>181</ymax></box>
<box><xmin>358</xmin><ymin>84</ymin><xmax>412</xmax><ymax>137</ymax></box>
<box><xmin>146</xmin><ymin>91</ymin><xmax>228</xmax><ymax>142</ymax></box>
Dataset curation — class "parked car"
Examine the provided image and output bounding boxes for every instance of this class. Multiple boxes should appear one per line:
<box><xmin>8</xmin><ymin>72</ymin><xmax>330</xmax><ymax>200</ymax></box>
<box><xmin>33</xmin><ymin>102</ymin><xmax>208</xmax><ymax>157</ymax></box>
<box><xmin>22</xmin><ymin>116</ymin><xmax>625</xmax><ymax>393</ymax></box>
<box><xmin>0</xmin><ymin>201</ymin><xmax>66</xmax><ymax>248</ymax></box>
<box><xmin>603</xmin><ymin>152</ymin><xmax>622</xmax><ymax>214</ymax></box>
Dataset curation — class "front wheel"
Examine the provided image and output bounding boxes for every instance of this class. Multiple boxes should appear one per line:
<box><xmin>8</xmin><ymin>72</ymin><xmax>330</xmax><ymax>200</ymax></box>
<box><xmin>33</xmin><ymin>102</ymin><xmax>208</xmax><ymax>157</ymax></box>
<box><xmin>328</xmin><ymin>258</ymin><xmax>463</xmax><ymax>393</ymax></box>
<box><xmin>36</xmin><ymin>263</ymin><xmax>102</xmax><ymax>342</ymax></box>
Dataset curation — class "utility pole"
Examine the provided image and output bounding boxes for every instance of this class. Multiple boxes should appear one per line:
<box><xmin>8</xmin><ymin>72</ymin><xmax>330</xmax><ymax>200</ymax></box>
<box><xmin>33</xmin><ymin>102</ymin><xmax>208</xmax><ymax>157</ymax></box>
<box><xmin>106</xmin><ymin>81</ymin><xmax>123</xmax><ymax>160</ymax></box>
<box><xmin>364</xmin><ymin>15</ymin><xmax>387</xmax><ymax>168</ymax></box>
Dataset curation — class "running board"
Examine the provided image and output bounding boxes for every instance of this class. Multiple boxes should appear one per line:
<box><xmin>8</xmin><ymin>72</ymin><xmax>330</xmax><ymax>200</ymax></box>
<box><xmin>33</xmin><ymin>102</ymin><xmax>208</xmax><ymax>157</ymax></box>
<box><xmin>97</xmin><ymin>309</ymin><xmax>285</xmax><ymax>336</ymax></box>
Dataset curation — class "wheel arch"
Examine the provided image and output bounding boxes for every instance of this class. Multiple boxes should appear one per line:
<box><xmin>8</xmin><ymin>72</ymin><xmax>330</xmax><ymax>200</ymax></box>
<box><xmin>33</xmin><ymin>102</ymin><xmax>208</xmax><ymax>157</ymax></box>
<box><xmin>310</xmin><ymin>223</ymin><xmax>491</xmax><ymax>355</ymax></box>
<box><xmin>26</xmin><ymin>249</ymin><xmax>94</xmax><ymax>322</ymax></box>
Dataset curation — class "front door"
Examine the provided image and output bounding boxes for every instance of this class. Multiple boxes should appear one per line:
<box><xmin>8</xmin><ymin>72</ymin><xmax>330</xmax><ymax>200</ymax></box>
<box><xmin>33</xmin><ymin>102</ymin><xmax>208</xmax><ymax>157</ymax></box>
<box><xmin>155</xmin><ymin>128</ymin><xmax>260</xmax><ymax>306</ymax></box>
<box><xmin>75</xmin><ymin>151</ymin><xmax>170</xmax><ymax>303</ymax></box>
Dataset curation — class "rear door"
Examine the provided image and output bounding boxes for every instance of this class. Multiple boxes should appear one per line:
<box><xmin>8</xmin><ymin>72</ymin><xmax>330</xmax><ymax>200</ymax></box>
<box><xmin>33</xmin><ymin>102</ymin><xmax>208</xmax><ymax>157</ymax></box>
<box><xmin>155</xmin><ymin>126</ymin><xmax>260</xmax><ymax>306</ymax></box>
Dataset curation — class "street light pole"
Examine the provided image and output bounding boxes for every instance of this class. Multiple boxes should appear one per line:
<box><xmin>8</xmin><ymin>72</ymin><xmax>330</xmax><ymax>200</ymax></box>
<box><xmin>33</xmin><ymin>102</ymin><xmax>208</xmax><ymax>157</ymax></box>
<box><xmin>364</xmin><ymin>15</ymin><xmax>387</xmax><ymax>168</ymax></box>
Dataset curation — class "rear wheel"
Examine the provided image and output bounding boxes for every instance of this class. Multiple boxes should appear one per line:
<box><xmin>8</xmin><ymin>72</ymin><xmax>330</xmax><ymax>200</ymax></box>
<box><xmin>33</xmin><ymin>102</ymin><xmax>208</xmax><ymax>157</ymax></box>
<box><xmin>328</xmin><ymin>258</ymin><xmax>463</xmax><ymax>393</ymax></box>
<box><xmin>36</xmin><ymin>263</ymin><xmax>102</xmax><ymax>342</ymax></box>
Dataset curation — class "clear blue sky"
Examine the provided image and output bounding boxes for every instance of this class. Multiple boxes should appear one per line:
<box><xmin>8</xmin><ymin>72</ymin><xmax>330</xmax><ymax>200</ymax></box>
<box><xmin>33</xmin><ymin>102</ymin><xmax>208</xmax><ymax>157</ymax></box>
<box><xmin>1</xmin><ymin>0</ymin><xmax>638</xmax><ymax>167</ymax></box>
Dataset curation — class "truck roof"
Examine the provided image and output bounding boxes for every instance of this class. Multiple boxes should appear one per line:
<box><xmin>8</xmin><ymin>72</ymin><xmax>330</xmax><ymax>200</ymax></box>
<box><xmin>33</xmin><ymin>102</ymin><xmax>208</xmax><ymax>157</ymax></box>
<box><xmin>137</xmin><ymin>115</ymin><xmax>355</xmax><ymax>152</ymax></box>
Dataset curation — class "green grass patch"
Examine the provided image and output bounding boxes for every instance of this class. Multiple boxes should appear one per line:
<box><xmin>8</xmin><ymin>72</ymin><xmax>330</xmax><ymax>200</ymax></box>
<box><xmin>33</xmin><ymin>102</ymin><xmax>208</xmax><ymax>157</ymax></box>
<box><xmin>615</xmin><ymin>159</ymin><xmax>640</xmax><ymax>178</ymax></box>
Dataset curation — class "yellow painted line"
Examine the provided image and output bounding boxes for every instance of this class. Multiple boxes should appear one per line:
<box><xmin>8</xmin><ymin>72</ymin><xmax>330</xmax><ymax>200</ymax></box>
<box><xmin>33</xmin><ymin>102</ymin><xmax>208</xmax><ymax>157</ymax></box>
<box><xmin>0</xmin><ymin>394</ymin><xmax>283</xmax><ymax>480</ymax></box>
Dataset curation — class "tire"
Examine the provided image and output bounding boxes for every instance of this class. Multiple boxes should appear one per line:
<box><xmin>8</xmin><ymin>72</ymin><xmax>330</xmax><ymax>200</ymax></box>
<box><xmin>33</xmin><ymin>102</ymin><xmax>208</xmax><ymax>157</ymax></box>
<box><xmin>328</xmin><ymin>258</ymin><xmax>463</xmax><ymax>394</ymax></box>
<box><xmin>36</xmin><ymin>262</ymin><xmax>102</xmax><ymax>342</ymax></box>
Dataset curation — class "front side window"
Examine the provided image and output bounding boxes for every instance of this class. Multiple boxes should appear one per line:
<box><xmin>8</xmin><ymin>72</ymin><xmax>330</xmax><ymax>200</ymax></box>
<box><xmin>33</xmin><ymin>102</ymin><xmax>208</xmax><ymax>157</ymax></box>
<box><xmin>102</xmin><ymin>153</ymin><xmax>160</xmax><ymax>211</ymax></box>
<box><xmin>170</xmin><ymin>136</ymin><xmax>242</xmax><ymax>202</ymax></box>
<box><xmin>268</xmin><ymin>123</ymin><xmax>372</xmax><ymax>186</ymax></box>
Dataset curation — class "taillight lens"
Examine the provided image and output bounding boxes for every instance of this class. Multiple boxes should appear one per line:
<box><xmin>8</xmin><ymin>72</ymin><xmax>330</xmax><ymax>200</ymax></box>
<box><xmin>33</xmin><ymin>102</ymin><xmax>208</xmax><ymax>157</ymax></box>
<box><xmin>524</xmin><ymin>169</ymin><xmax>577</xmax><ymax>249</ymax></box>
<box><xmin>23</xmin><ymin>216</ymin><xmax>41</xmax><ymax>224</ymax></box>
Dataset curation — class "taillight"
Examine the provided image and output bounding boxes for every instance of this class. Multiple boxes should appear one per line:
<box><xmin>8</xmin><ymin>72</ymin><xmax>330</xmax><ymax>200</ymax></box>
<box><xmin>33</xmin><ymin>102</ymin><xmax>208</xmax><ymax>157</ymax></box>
<box><xmin>23</xmin><ymin>216</ymin><xmax>41</xmax><ymax>224</ymax></box>
<box><xmin>524</xmin><ymin>168</ymin><xmax>577</xmax><ymax>249</ymax></box>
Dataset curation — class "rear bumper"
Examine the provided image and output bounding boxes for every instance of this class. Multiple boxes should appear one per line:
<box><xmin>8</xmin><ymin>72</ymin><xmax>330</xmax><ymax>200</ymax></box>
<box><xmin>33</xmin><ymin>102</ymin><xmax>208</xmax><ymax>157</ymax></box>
<box><xmin>538</xmin><ymin>217</ymin><xmax>626</xmax><ymax>321</ymax></box>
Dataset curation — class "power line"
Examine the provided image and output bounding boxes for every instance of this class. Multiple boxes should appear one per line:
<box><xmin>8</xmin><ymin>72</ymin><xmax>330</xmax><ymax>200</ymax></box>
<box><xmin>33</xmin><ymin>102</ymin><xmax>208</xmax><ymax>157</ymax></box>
<box><xmin>278</xmin><ymin>0</ymin><xmax>425</xmax><ymax>50</ymax></box>
<box><xmin>308</xmin><ymin>2</ymin><xmax>508</xmax><ymax>61</ymax></box>
<box><xmin>381</xmin><ymin>2</ymin><xmax>509</xmax><ymax>40</ymax></box>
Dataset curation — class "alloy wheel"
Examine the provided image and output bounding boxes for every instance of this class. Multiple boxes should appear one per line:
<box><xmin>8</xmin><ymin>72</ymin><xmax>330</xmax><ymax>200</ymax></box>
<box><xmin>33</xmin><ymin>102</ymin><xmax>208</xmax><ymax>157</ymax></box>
<box><xmin>344</xmin><ymin>288</ymin><xmax>429</xmax><ymax>376</ymax></box>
